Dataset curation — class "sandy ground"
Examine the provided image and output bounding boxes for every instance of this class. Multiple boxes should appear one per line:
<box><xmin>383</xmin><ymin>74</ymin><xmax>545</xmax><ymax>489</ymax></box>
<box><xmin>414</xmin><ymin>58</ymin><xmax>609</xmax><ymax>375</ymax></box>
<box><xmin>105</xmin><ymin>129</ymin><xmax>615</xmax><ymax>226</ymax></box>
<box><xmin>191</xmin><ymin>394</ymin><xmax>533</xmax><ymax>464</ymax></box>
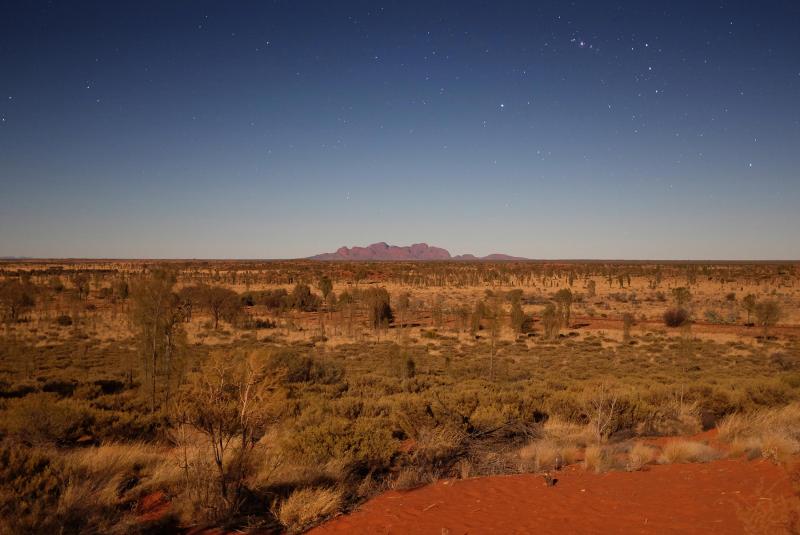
<box><xmin>311</xmin><ymin>459</ymin><xmax>796</xmax><ymax>534</ymax></box>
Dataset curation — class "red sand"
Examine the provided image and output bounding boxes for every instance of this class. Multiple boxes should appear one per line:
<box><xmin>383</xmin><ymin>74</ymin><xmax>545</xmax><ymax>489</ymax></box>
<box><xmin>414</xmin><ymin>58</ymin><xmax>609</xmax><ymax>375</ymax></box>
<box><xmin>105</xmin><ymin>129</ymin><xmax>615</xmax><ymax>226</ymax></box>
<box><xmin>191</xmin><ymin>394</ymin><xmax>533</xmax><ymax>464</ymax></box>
<box><xmin>136</xmin><ymin>491</ymin><xmax>171</xmax><ymax>523</ymax></box>
<box><xmin>312</xmin><ymin>460</ymin><xmax>797</xmax><ymax>534</ymax></box>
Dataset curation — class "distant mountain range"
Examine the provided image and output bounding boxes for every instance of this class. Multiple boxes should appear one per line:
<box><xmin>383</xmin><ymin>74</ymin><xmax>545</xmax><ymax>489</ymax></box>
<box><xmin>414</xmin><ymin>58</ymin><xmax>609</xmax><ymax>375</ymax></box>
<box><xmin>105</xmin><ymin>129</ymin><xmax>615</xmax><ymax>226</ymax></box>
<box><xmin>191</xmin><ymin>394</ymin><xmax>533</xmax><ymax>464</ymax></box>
<box><xmin>309</xmin><ymin>242</ymin><xmax>526</xmax><ymax>261</ymax></box>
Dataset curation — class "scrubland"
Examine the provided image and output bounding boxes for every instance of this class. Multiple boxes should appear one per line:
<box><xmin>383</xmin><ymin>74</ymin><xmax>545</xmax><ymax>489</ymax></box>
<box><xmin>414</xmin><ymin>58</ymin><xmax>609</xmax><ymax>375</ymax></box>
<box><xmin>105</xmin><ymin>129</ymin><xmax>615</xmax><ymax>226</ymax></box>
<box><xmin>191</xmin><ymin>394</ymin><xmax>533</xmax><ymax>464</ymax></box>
<box><xmin>0</xmin><ymin>260</ymin><xmax>798</xmax><ymax>532</ymax></box>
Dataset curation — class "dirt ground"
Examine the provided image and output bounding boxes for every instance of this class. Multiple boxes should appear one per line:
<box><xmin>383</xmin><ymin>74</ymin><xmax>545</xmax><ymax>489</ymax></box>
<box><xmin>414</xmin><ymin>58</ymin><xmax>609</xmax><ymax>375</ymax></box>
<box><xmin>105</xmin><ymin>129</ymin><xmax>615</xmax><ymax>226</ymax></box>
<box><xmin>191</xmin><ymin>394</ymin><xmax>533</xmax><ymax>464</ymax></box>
<box><xmin>312</xmin><ymin>458</ymin><xmax>797</xmax><ymax>534</ymax></box>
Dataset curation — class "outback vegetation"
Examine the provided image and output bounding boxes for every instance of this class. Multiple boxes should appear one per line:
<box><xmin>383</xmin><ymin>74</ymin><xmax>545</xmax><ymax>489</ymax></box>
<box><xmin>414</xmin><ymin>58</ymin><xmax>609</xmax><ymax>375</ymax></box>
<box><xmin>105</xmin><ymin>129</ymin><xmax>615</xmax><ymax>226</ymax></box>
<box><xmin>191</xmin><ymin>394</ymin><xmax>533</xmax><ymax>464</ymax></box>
<box><xmin>0</xmin><ymin>259</ymin><xmax>798</xmax><ymax>532</ymax></box>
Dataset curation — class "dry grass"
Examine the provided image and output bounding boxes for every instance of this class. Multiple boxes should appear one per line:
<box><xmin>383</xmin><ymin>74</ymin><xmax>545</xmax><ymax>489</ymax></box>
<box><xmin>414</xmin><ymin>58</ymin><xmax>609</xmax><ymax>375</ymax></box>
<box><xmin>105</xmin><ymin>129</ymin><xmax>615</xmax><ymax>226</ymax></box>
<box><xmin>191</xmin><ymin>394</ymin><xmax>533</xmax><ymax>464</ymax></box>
<box><xmin>276</xmin><ymin>486</ymin><xmax>344</xmax><ymax>532</ymax></box>
<box><xmin>658</xmin><ymin>440</ymin><xmax>720</xmax><ymax>464</ymax></box>
<box><xmin>518</xmin><ymin>439</ymin><xmax>580</xmax><ymax>472</ymax></box>
<box><xmin>718</xmin><ymin>404</ymin><xmax>800</xmax><ymax>442</ymax></box>
<box><xmin>718</xmin><ymin>404</ymin><xmax>800</xmax><ymax>463</ymax></box>
<box><xmin>626</xmin><ymin>442</ymin><xmax>658</xmax><ymax>471</ymax></box>
<box><xmin>583</xmin><ymin>445</ymin><xmax>612</xmax><ymax>473</ymax></box>
<box><xmin>542</xmin><ymin>417</ymin><xmax>595</xmax><ymax>447</ymax></box>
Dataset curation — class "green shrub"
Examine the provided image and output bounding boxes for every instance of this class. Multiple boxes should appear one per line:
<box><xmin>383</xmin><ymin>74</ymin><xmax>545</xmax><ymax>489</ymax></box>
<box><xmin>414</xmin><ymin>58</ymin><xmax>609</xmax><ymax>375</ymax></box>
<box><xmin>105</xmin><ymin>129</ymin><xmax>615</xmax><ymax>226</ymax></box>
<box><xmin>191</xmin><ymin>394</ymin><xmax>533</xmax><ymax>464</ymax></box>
<box><xmin>2</xmin><ymin>394</ymin><xmax>94</xmax><ymax>446</ymax></box>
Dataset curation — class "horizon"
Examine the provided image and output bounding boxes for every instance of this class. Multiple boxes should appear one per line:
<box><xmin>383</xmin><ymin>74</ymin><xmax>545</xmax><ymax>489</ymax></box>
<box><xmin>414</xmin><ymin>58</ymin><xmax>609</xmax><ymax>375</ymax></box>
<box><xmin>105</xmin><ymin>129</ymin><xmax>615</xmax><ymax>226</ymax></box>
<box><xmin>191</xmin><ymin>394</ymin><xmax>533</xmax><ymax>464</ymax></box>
<box><xmin>2</xmin><ymin>1</ymin><xmax>799</xmax><ymax>259</ymax></box>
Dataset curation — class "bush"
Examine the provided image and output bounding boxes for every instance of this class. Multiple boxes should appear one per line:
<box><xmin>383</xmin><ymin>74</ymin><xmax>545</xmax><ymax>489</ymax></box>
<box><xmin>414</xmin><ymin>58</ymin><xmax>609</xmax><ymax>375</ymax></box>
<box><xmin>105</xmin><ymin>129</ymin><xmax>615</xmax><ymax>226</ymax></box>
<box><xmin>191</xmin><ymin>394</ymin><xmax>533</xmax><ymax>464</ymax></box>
<box><xmin>56</xmin><ymin>314</ymin><xmax>73</xmax><ymax>326</ymax></box>
<box><xmin>659</xmin><ymin>440</ymin><xmax>719</xmax><ymax>464</ymax></box>
<box><xmin>663</xmin><ymin>308</ymin><xmax>690</xmax><ymax>327</ymax></box>
<box><xmin>2</xmin><ymin>394</ymin><xmax>94</xmax><ymax>446</ymax></box>
<box><xmin>0</xmin><ymin>446</ymin><xmax>66</xmax><ymax>533</ymax></box>
<box><xmin>268</xmin><ymin>351</ymin><xmax>343</xmax><ymax>384</ymax></box>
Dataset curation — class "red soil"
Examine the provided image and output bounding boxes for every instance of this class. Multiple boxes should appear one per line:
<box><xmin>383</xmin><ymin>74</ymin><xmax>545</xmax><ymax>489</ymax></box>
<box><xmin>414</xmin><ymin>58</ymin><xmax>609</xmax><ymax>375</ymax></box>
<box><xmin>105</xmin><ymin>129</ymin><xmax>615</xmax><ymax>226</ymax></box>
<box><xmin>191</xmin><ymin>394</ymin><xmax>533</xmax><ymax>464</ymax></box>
<box><xmin>312</xmin><ymin>459</ymin><xmax>797</xmax><ymax>534</ymax></box>
<box><xmin>136</xmin><ymin>491</ymin><xmax>172</xmax><ymax>523</ymax></box>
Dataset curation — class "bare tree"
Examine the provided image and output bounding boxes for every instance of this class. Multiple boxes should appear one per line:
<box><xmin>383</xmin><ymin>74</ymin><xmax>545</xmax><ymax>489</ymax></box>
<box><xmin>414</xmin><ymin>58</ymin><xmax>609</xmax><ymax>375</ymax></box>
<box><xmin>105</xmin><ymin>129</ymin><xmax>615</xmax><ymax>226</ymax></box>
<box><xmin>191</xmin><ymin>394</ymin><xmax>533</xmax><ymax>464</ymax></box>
<box><xmin>174</xmin><ymin>350</ymin><xmax>283</xmax><ymax>518</ymax></box>
<box><xmin>583</xmin><ymin>381</ymin><xmax>621</xmax><ymax>443</ymax></box>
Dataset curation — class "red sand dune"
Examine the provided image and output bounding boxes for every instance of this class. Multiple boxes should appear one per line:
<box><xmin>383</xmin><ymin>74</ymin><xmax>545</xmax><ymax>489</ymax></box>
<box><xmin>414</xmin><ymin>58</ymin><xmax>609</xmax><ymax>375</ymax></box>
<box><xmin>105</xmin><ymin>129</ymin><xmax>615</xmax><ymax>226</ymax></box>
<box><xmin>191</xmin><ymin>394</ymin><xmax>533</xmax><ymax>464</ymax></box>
<box><xmin>312</xmin><ymin>459</ymin><xmax>796</xmax><ymax>534</ymax></box>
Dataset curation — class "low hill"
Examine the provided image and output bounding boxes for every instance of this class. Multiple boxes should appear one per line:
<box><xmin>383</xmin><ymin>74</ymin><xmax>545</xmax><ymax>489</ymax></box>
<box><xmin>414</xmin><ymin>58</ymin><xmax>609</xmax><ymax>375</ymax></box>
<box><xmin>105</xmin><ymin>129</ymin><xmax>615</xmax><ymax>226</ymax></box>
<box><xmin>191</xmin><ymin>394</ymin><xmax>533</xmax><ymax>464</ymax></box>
<box><xmin>309</xmin><ymin>242</ymin><xmax>526</xmax><ymax>261</ymax></box>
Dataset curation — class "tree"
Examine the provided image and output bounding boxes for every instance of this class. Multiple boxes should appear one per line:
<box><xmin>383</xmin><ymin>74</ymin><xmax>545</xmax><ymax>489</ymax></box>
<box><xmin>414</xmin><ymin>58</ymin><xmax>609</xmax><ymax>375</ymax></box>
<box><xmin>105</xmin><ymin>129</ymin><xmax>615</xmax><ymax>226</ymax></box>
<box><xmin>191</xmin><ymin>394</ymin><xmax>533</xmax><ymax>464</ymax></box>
<box><xmin>754</xmin><ymin>300</ymin><xmax>781</xmax><ymax>339</ymax></box>
<box><xmin>509</xmin><ymin>296</ymin><xmax>526</xmax><ymax>334</ymax></box>
<box><xmin>487</xmin><ymin>297</ymin><xmax>501</xmax><ymax>380</ymax></box>
<box><xmin>553</xmin><ymin>288</ymin><xmax>573</xmax><ymax>328</ymax></box>
<box><xmin>129</xmin><ymin>269</ymin><xmax>188</xmax><ymax>413</ymax></box>
<box><xmin>317</xmin><ymin>276</ymin><xmax>333</xmax><ymax>301</ymax></box>
<box><xmin>48</xmin><ymin>276</ymin><xmax>64</xmax><ymax>293</ymax></box>
<box><xmin>72</xmin><ymin>273</ymin><xmax>90</xmax><ymax>300</ymax></box>
<box><xmin>586</xmin><ymin>279</ymin><xmax>597</xmax><ymax>298</ymax></box>
<box><xmin>354</xmin><ymin>267</ymin><xmax>368</xmax><ymax>286</ymax></box>
<box><xmin>672</xmin><ymin>287</ymin><xmax>692</xmax><ymax>308</ymax></box>
<box><xmin>0</xmin><ymin>280</ymin><xmax>35</xmax><ymax>322</ymax></box>
<box><xmin>366</xmin><ymin>287</ymin><xmax>393</xmax><ymax>330</ymax></box>
<box><xmin>174</xmin><ymin>350</ymin><xmax>283</xmax><ymax>519</ymax></box>
<box><xmin>200</xmin><ymin>285</ymin><xmax>241</xmax><ymax>329</ymax></box>
<box><xmin>431</xmin><ymin>294</ymin><xmax>444</xmax><ymax>329</ymax></box>
<box><xmin>470</xmin><ymin>300</ymin><xmax>485</xmax><ymax>336</ymax></box>
<box><xmin>287</xmin><ymin>284</ymin><xmax>321</xmax><ymax>311</ymax></box>
<box><xmin>112</xmin><ymin>278</ymin><xmax>129</xmax><ymax>300</ymax></box>
<box><xmin>396</xmin><ymin>292</ymin><xmax>410</xmax><ymax>329</ymax></box>
<box><xmin>742</xmin><ymin>294</ymin><xmax>757</xmax><ymax>324</ymax></box>
<box><xmin>541</xmin><ymin>302</ymin><xmax>560</xmax><ymax>339</ymax></box>
<box><xmin>622</xmin><ymin>313</ymin><xmax>634</xmax><ymax>341</ymax></box>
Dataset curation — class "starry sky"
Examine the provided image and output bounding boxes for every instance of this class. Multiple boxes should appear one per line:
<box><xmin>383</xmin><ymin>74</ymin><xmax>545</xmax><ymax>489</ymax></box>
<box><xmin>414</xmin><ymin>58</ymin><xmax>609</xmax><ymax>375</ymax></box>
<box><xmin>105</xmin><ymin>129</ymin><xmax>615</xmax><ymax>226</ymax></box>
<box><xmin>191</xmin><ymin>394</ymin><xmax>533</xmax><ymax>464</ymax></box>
<box><xmin>1</xmin><ymin>1</ymin><xmax>799</xmax><ymax>260</ymax></box>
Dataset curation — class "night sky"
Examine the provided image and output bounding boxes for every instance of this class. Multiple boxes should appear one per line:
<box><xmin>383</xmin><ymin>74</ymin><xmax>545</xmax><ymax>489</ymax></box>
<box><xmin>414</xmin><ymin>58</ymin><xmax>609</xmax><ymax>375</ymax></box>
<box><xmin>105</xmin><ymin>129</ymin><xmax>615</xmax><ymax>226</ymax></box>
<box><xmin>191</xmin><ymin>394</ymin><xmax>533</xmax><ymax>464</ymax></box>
<box><xmin>1</xmin><ymin>1</ymin><xmax>799</xmax><ymax>259</ymax></box>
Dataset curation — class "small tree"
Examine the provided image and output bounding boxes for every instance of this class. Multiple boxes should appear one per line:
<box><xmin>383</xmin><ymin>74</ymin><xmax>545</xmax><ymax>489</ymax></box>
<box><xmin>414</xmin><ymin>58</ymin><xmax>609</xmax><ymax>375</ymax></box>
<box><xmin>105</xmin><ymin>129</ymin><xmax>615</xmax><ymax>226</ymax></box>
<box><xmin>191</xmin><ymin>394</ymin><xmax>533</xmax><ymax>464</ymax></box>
<box><xmin>754</xmin><ymin>300</ymin><xmax>781</xmax><ymax>339</ymax></box>
<box><xmin>431</xmin><ymin>294</ymin><xmax>444</xmax><ymax>329</ymax></box>
<box><xmin>317</xmin><ymin>275</ymin><xmax>333</xmax><ymax>301</ymax></box>
<box><xmin>742</xmin><ymin>294</ymin><xmax>757</xmax><ymax>324</ymax></box>
<box><xmin>174</xmin><ymin>350</ymin><xmax>282</xmax><ymax>519</ymax></box>
<box><xmin>396</xmin><ymin>292</ymin><xmax>410</xmax><ymax>329</ymax></box>
<box><xmin>541</xmin><ymin>302</ymin><xmax>560</xmax><ymax>339</ymax></box>
<box><xmin>470</xmin><ymin>300</ymin><xmax>485</xmax><ymax>336</ymax></box>
<box><xmin>509</xmin><ymin>299</ymin><xmax>526</xmax><ymax>334</ymax></box>
<box><xmin>287</xmin><ymin>284</ymin><xmax>321</xmax><ymax>311</ymax></box>
<box><xmin>583</xmin><ymin>381</ymin><xmax>621</xmax><ymax>443</ymax></box>
<box><xmin>672</xmin><ymin>287</ymin><xmax>692</xmax><ymax>308</ymax></box>
<box><xmin>553</xmin><ymin>288</ymin><xmax>573</xmax><ymax>328</ymax></box>
<box><xmin>487</xmin><ymin>297</ymin><xmax>501</xmax><ymax>380</ymax></box>
<box><xmin>200</xmin><ymin>285</ymin><xmax>241</xmax><ymax>329</ymax></box>
<box><xmin>129</xmin><ymin>269</ymin><xmax>187</xmax><ymax>412</ymax></box>
<box><xmin>366</xmin><ymin>287</ymin><xmax>393</xmax><ymax>330</ymax></box>
<box><xmin>72</xmin><ymin>273</ymin><xmax>91</xmax><ymax>300</ymax></box>
<box><xmin>586</xmin><ymin>279</ymin><xmax>597</xmax><ymax>298</ymax></box>
<box><xmin>0</xmin><ymin>280</ymin><xmax>35</xmax><ymax>322</ymax></box>
<box><xmin>622</xmin><ymin>313</ymin><xmax>634</xmax><ymax>341</ymax></box>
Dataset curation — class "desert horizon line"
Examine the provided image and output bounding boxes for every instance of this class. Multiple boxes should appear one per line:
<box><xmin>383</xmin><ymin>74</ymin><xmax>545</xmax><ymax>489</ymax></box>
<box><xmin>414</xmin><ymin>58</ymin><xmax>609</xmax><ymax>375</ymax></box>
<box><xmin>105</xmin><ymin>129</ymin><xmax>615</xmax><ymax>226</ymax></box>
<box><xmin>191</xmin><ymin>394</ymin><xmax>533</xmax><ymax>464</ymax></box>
<box><xmin>2</xmin><ymin>256</ymin><xmax>798</xmax><ymax>263</ymax></box>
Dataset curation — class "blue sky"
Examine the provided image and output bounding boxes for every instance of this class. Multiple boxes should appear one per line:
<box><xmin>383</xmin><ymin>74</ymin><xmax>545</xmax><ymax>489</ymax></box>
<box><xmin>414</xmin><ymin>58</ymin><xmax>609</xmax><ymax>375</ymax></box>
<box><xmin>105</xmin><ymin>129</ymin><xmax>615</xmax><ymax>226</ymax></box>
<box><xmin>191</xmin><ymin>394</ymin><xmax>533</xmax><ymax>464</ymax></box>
<box><xmin>1</xmin><ymin>1</ymin><xmax>798</xmax><ymax>259</ymax></box>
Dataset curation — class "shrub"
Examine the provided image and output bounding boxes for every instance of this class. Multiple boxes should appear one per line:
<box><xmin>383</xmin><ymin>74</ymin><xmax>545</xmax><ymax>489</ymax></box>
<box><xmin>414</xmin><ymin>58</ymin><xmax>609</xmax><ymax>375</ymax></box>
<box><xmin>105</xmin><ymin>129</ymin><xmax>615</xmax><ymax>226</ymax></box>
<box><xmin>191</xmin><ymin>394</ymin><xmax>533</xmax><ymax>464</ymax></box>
<box><xmin>0</xmin><ymin>446</ymin><xmax>66</xmax><ymax>533</ymax></box>
<box><xmin>663</xmin><ymin>308</ymin><xmax>690</xmax><ymax>327</ymax></box>
<box><xmin>626</xmin><ymin>442</ymin><xmax>657</xmax><ymax>471</ymax></box>
<box><xmin>583</xmin><ymin>445</ymin><xmax>611</xmax><ymax>473</ymax></box>
<box><xmin>658</xmin><ymin>440</ymin><xmax>719</xmax><ymax>464</ymax></box>
<box><xmin>268</xmin><ymin>351</ymin><xmax>343</xmax><ymax>384</ymax></box>
<box><xmin>2</xmin><ymin>394</ymin><xmax>93</xmax><ymax>446</ymax></box>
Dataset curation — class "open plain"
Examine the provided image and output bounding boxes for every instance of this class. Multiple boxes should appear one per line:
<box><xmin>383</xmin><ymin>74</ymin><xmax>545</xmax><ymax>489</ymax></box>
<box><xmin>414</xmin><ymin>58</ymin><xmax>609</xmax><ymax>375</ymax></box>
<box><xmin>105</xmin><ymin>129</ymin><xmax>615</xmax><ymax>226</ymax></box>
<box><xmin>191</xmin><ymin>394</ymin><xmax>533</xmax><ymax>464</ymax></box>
<box><xmin>1</xmin><ymin>259</ymin><xmax>799</xmax><ymax>533</ymax></box>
